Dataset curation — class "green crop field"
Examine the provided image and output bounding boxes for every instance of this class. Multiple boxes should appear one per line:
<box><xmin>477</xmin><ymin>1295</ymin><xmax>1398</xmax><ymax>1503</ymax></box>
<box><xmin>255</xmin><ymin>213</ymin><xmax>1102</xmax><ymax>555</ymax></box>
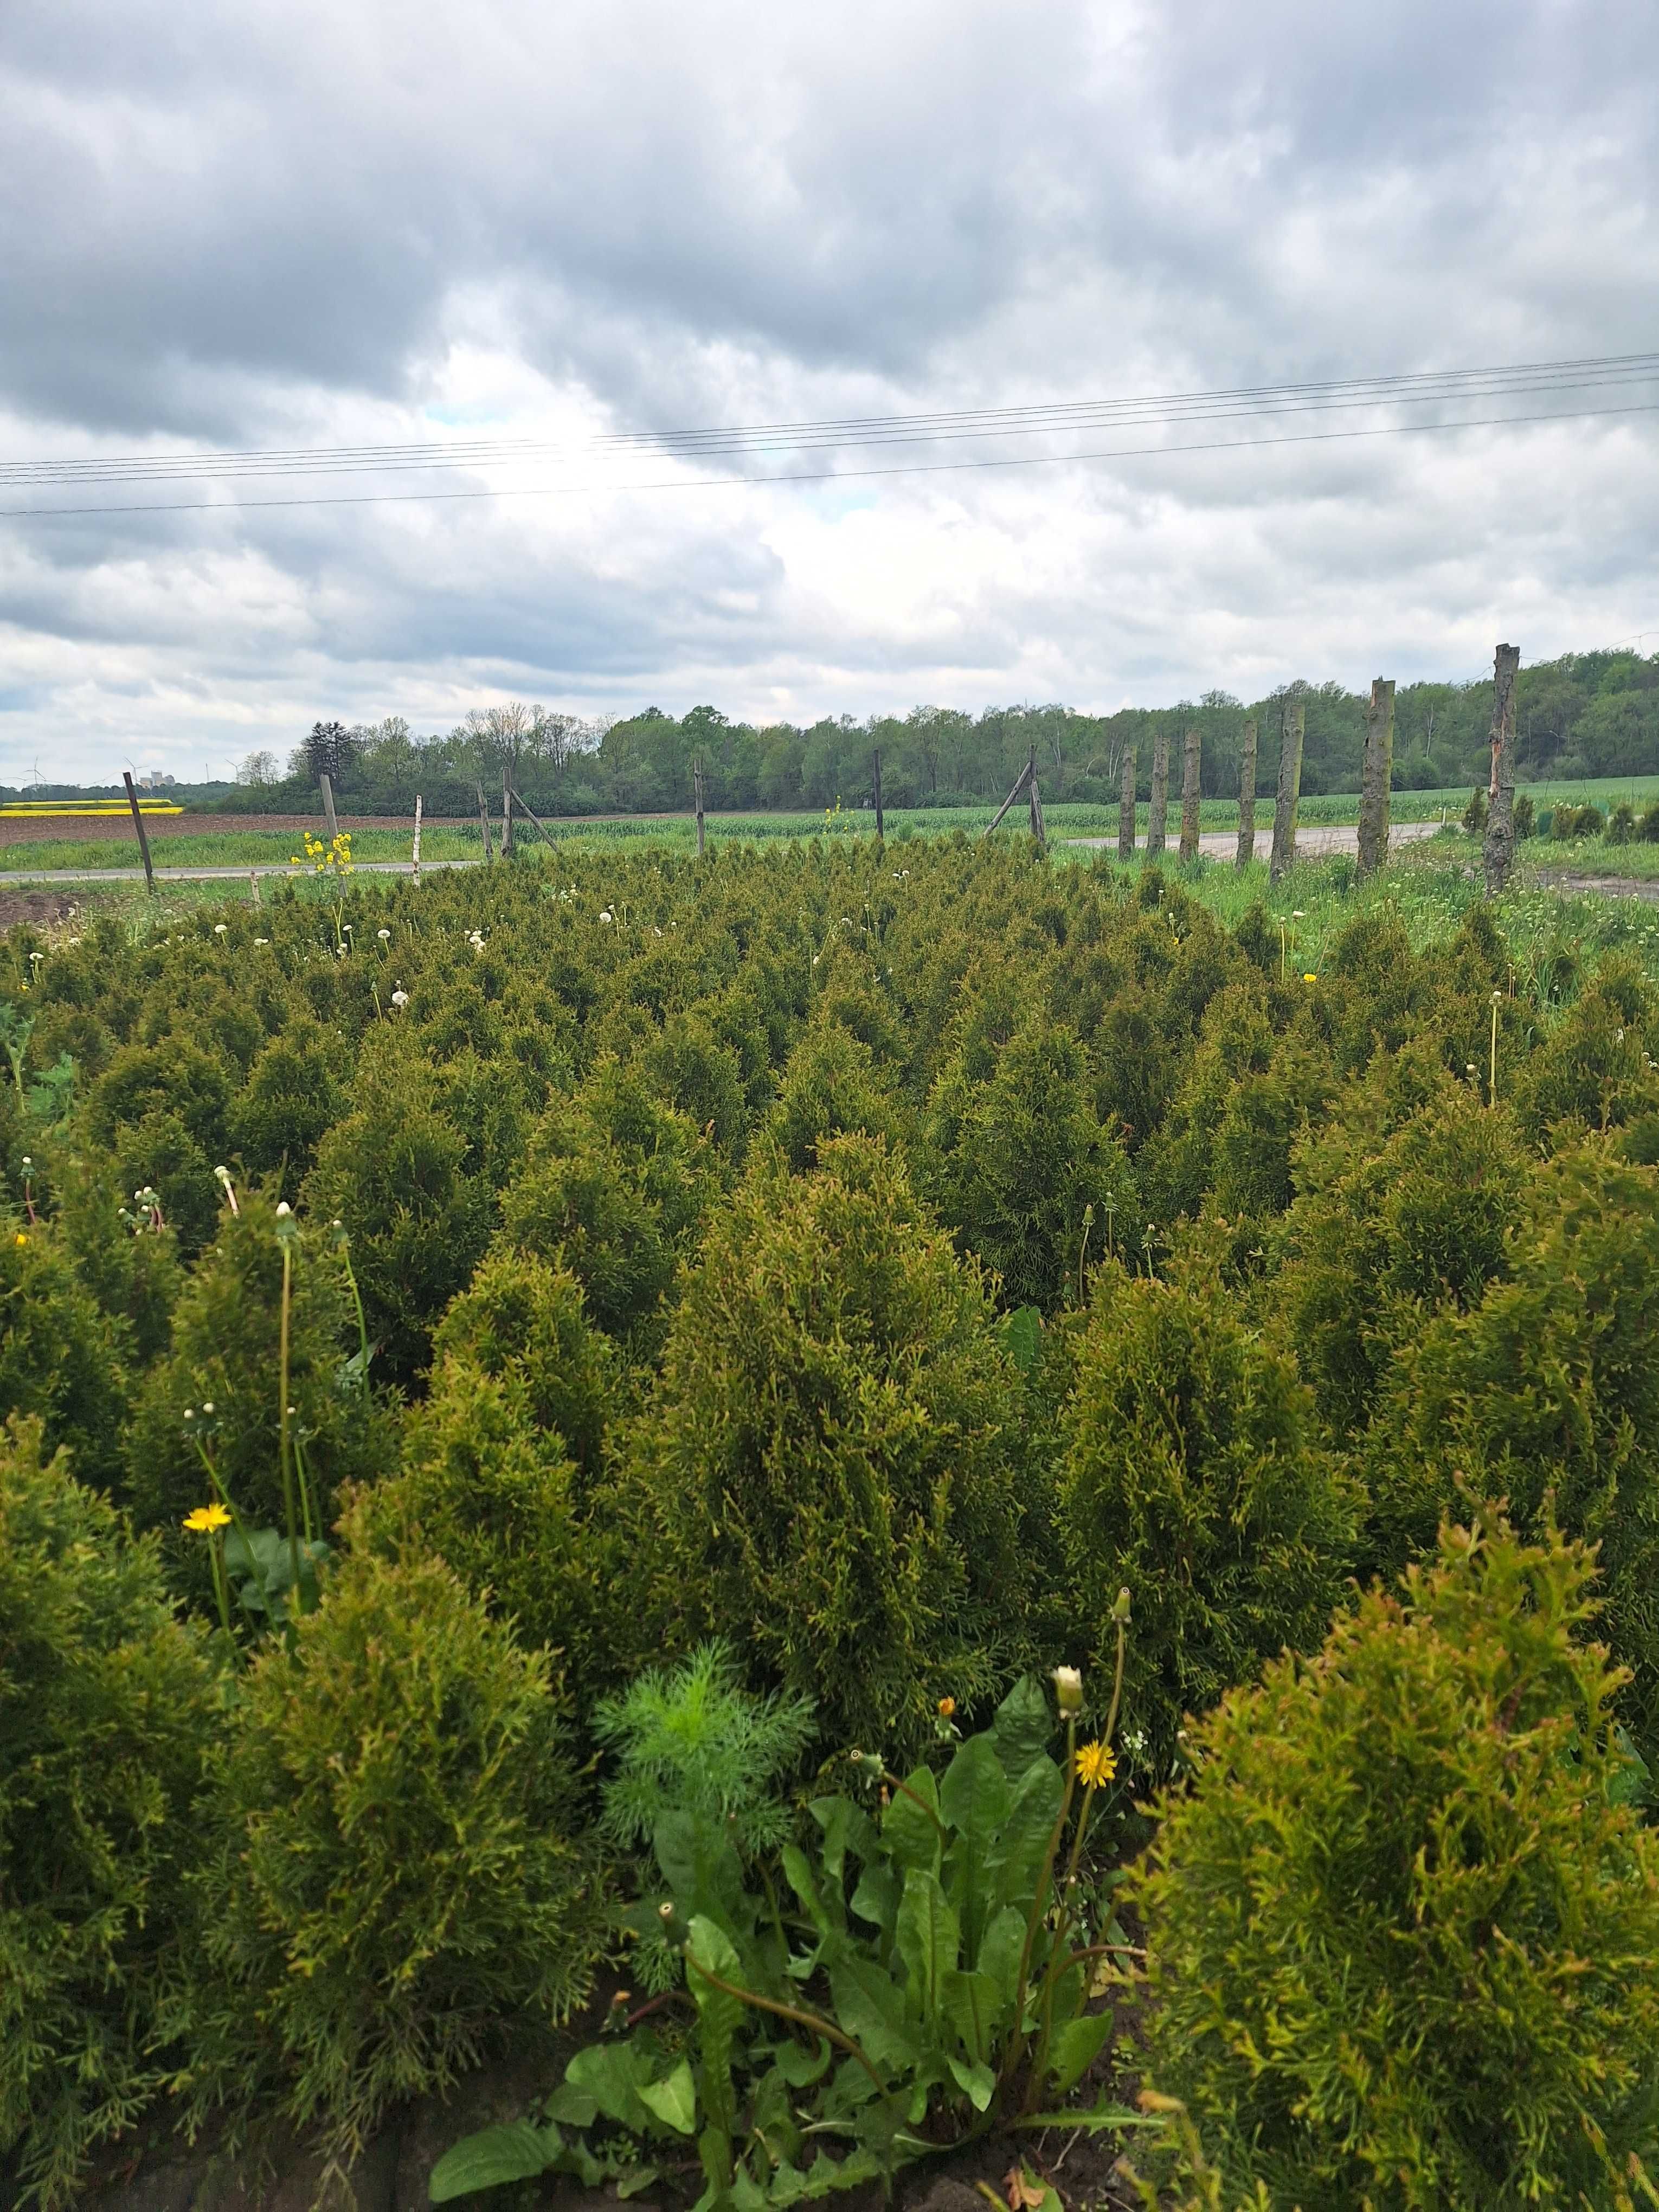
<box><xmin>5</xmin><ymin>827</ymin><xmax>1659</xmax><ymax>2207</ymax></box>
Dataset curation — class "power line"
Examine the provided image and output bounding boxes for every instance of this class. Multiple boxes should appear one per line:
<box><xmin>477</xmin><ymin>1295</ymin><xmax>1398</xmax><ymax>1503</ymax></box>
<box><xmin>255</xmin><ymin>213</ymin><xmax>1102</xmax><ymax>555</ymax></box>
<box><xmin>3</xmin><ymin>350</ymin><xmax>1656</xmax><ymax>501</ymax></box>
<box><xmin>2</xmin><ymin>396</ymin><xmax>1654</xmax><ymax>523</ymax></box>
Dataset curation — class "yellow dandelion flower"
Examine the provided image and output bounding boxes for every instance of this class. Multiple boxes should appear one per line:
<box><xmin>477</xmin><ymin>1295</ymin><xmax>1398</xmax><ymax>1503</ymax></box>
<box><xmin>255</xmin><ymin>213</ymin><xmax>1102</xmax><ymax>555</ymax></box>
<box><xmin>1303</xmin><ymin>972</ymin><xmax>1317</xmax><ymax>983</ymax></box>
<box><xmin>14</xmin><ymin>1232</ymin><xmax>27</xmax><ymax>1246</ymax></box>
<box><xmin>1075</xmin><ymin>1740</ymin><xmax>1117</xmax><ymax>1790</ymax></box>
<box><xmin>937</xmin><ymin>1696</ymin><xmax>956</xmax><ymax>1718</ymax></box>
<box><xmin>182</xmin><ymin>1503</ymin><xmax>232</xmax><ymax>1534</ymax></box>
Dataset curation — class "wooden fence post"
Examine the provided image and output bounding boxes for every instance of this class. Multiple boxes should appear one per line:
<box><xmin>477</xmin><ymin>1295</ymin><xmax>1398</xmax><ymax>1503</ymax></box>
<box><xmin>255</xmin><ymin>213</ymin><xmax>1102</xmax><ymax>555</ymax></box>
<box><xmin>693</xmin><ymin>757</ymin><xmax>705</xmax><ymax>858</ymax></box>
<box><xmin>122</xmin><ymin>773</ymin><xmax>157</xmax><ymax>895</ymax></box>
<box><xmin>501</xmin><ymin>768</ymin><xmax>514</xmax><ymax>857</ymax></box>
<box><xmin>1118</xmin><ymin>745</ymin><xmax>1137</xmax><ymax>863</ymax></box>
<box><xmin>475</xmin><ymin>781</ymin><xmax>493</xmax><ymax>862</ymax></box>
<box><xmin>872</xmin><ymin>749</ymin><xmax>884</xmax><ymax>842</ymax></box>
<box><xmin>1027</xmin><ymin>749</ymin><xmax>1046</xmax><ymax>851</ymax></box>
<box><xmin>1356</xmin><ymin>678</ymin><xmax>1396</xmax><ymax>878</ymax></box>
<box><xmin>1178</xmin><ymin>725</ymin><xmax>1203</xmax><ymax>864</ymax></box>
<box><xmin>318</xmin><ymin>772</ymin><xmax>339</xmax><ymax>844</ymax></box>
<box><xmin>1235</xmin><ymin>719</ymin><xmax>1257</xmax><ymax>868</ymax></box>
<box><xmin>1147</xmin><ymin>728</ymin><xmax>1170</xmax><ymax>857</ymax></box>
<box><xmin>411</xmin><ymin>793</ymin><xmax>422</xmax><ymax>884</ymax></box>
<box><xmin>1269</xmin><ymin>697</ymin><xmax>1306</xmax><ymax>886</ymax></box>
<box><xmin>1483</xmin><ymin>644</ymin><xmax>1520</xmax><ymax>896</ymax></box>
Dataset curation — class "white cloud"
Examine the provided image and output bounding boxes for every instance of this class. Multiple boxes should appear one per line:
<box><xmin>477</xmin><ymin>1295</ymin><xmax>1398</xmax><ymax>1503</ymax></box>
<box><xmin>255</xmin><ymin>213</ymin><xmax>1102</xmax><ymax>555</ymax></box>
<box><xmin>1</xmin><ymin>0</ymin><xmax>1656</xmax><ymax>779</ymax></box>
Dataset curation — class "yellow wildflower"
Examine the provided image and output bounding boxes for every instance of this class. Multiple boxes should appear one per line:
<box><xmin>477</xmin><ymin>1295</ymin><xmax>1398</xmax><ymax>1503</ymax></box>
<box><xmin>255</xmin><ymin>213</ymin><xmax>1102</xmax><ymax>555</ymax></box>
<box><xmin>14</xmin><ymin>1232</ymin><xmax>26</xmax><ymax>1246</ymax></box>
<box><xmin>937</xmin><ymin>1696</ymin><xmax>956</xmax><ymax>1719</ymax></box>
<box><xmin>183</xmin><ymin>1503</ymin><xmax>232</xmax><ymax>1534</ymax></box>
<box><xmin>1303</xmin><ymin>972</ymin><xmax>1317</xmax><ymax>983</ymax></box>
<box><xmin>1075</xmin><ymin>1740</ymin><xmax>1117</xmax><ymax>1790</ymax></box>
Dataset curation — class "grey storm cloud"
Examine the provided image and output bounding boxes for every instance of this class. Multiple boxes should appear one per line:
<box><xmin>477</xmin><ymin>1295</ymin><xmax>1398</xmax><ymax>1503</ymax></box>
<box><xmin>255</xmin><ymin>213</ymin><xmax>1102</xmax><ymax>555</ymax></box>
<box><xmin>1</xmin><ymin>0</ymin><xmax>1657</xmax><ymax>779</ymax></box>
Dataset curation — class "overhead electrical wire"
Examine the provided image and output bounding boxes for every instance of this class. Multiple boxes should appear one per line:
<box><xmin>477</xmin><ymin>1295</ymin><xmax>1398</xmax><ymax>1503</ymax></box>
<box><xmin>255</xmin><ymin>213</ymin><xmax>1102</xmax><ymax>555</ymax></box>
<box><xmin>1</xmin><ymin>351</ymin><xmax>1655</xmax><ymax>519</ymax></box>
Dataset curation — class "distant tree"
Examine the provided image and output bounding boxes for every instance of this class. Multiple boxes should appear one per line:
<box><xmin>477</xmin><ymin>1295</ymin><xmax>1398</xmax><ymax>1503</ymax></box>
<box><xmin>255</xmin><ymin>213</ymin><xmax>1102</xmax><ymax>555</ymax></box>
<box><xmin>235</xmin><ymin>749</ymin><xmax>279</xmax><ymax>787</ymax></box>
<box><xmin>304</xmin><ymin>721</ymin><xmax>353</xmax><ymax>784</ymax></box>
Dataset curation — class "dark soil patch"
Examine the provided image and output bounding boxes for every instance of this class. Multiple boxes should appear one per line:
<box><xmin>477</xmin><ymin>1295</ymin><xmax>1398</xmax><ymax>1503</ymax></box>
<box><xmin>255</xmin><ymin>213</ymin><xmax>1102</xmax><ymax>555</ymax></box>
<box><xmin>0</xmin><ymin>888</ymin><xmax>96</xmax><ymax>930</ymax></box>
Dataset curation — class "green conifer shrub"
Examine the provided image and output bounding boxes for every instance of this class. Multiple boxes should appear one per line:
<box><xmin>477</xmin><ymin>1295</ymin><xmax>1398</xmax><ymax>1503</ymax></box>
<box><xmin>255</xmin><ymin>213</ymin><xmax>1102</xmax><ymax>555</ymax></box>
<box><xmin>1363</xmin><ymin>1142</ymin><xmax>1659</xmax><ymax>1753</ymax></box>
<box><xmin>924</xmin><ymin>1006</ymin><xmax>1138</xmax><ymax>1309</ymax></box>
<box><xmin>224</xmin><ymin>1027</ymin><xmax>348</xmax><ymax>1180</ymax></box>
<box><xmin>628</xmin><ymin>1134</ymin><xmax>1031</xmax><ymax>1758</ymax></box>
<box><xmin>175</xmin><ymin>1529</ymin><xmax>608</xmax><ymax>2163</ymax></box>
<box><xmin>0</xmin><ymin>1220</ymin><xmax>127</xmax><ymax>1489</ymax></box>
<box><xmin>122</xmin><ymin>1192</ymin><xmax>393</xmax><ymax>1549</ymax></box>
<box><xmin>766</xmin><ymin>1021</ymin><xmax>908</xmax><ymax>1174</ymax></box>
<box><xmin>498</xmin><ymin>1062</ymin><xmax>718</xmax><ymax>1347</ymax></box>
<box><xmin>302</xmin><ymin>1039</ymin><xmax>495</xmax><ymax>1381</ymax></box>
<box><xmin>0</xmin><ymin>1418</ymin><xmax>214</xmax><ymax>2209</ymax></box>
<box><xmin>1140</xmin><ymin>1515</ymin><xmax>1659</xmax><ymax>2207</ymax></box>
<box><xmin>1057</xmin><ymin>1253</ymin><xmax>1356</xmax><ymax>1777</ymax></box>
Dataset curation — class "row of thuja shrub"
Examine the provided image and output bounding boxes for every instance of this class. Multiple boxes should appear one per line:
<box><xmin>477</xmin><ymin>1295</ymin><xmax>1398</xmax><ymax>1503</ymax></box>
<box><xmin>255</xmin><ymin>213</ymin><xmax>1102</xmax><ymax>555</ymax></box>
<box><xmin>4</xmin><ymin>840</ymin><xmax>1659</xmax><ymax>2200</ymax></box>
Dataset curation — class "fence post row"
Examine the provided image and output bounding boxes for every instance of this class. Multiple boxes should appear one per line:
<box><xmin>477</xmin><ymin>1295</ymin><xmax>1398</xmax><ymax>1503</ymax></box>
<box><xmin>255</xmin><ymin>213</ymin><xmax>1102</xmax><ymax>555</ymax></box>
<box><xmin>1269</xmin><ymin>697</ymin><xmax>1306</xmax><ymax>887</ymax></box>
<box><xmin>1118</xmin><ymin>744</ymin><xmax>1137</xmax><ymax>863</ymax></box>
<box><xmin>123</xmin><ymin>772</ymin><xmax>157</xmax><ymax>895</ymax></box>
<box><xmin>1178</xmin><ymin>725</ymin><xmax>1203</xmax><ymax>864</ymax></box>
<box><xmin>1483</xmin><ymin>644</ymin><xmax>1520</xmax><ymax>896</ymax></box>
<box><xmin>1146</xmin><ymin>728</ymin><xmax>1170</xmax><ymax>857</ymax></box>
<box><xmin>1235</xmin><ymin>719</ymin><xmax>1257</xmax><ymax>869</ymax></box>
<box><xmin>1356</xmin><ymin>679</ymin><xmax>1396</xmax><ymax>879</ymax></box>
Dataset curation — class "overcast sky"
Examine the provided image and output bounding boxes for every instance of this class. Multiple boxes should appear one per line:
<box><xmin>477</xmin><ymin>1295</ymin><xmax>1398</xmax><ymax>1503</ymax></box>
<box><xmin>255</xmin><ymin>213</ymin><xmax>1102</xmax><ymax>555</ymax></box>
<box><xmin>2</xmin><ymin>0</ymin><xmax>1657</xmax><ymax>783</ymax></box>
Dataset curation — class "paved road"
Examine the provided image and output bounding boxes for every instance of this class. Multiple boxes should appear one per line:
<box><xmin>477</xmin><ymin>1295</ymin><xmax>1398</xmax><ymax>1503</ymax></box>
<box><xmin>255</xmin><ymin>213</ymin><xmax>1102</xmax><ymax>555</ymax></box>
<box><xmin>1065</xmin><ymin>820</ymin><xmax>1445</xmax><ymax>859</ymax></box>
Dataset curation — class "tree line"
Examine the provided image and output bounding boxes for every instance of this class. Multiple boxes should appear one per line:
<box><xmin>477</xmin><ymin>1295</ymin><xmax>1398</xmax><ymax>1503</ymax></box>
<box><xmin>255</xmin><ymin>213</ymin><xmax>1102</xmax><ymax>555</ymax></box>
<box><xmin>17</xmin><ymin>644</ymin><xmax>1652</xmax><ymax>818</ymax></box>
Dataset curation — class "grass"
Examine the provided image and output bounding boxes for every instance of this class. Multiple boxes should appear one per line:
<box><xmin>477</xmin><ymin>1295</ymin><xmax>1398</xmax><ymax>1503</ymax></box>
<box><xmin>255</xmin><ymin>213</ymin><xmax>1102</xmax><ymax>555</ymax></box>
<box><xmin>8</xmin><ymin>776</ymin><xmax>1658</xmax><ymax>878</ymax></box>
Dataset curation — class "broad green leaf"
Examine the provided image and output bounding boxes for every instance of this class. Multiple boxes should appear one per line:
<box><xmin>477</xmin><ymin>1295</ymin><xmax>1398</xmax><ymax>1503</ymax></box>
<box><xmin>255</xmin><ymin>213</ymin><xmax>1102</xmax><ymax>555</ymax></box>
<box><xmin>848</xmin><ymin>1860</ymin><xmax>900</xmax><ymax>1940</ymax></box>
<box><xmin>941</xmin><ymin>1967</ymin><xmax>999</xmax><ymax>2065</ymax></box>
<box><xmin>780</xmin><ymin>1843</ymin><xmax>831</xmax><ymax>1938</ymax></box>
<box><xmin>809</xmin><ymin>1794</ymin><xmax>882</xmax><ymax>1891</ymax></box>
<box><xmin>615</xmin><ymin>2167</ymin><xmax>663</xmax><ymax>2200</ymax></box>
<box><xmin>974</xmin><ymin>1905</ymin><xmax>1028</xmax><ymax>2018</ymax></box>
<box><xmin>639</xmin><ymin>2057</ymin><xmax>698</xmax><ymax>2137</ymax></box>
<box><xmin>542</xmin><ymin>2081</ymin><xmax>597</xmax><ymax>2127</ymax></box>
<box><xmin>567</xmin><ymin>2041</ymin><xmax>653</xmax><ymax>2131</ymax></box>
<box><xmin>991</xmin><ymin>1676</ymin><xmax>1054</xmax><ymax>1779</ymax></box>
<box><xmin>1002</xmin><ymin>1304</ymin><xmax>1043</xmax><ymax>1374</ymax></box>
<box><xmin>895</xmin><ymin>1867</ymin><xmax>960</xmax><ymax>2027</ymax></box>
<box><xmin>825</xmin><ymin>1939</ymin><xmax>919</xmax><ymax>2074</ymax></box>
<box><xmin>947</xmin><ymin>2055</ymin><xmax>996</xmax><ymax>2112</ymax></box>
<box><xmin>1017</xmin><ymin>2105</ymin><xmax>1159</xmax><ymax>2132</ymax></box>
<box><xmin>686</xmin><ymin>1914</ymin><xmax>748</xmax><ymax>2138</ymax></box>
<box><xmin>940</xmin><ymin>1733</ymin><xmax>1012</xmax><ymax>1958</ymax></box>
<box><xmin>654</xmin><ymin>1808</ymin><xmax>748</xmax><ymax>1930</ymax></box>
<box><xmin>882</xmin><ymin>1766</ymin><xmax>942</xmax><ymax>1877</ymax></box>
<box><xmin>774</xmin><ymin>2036</ymin><xmax>832</xmax><ymax>2087</ymax></box>
<box><xmin>993</xmin><ymin>1758</ymin><xmax>1064</xmax><ymax>1918</ymax></box>
<box><xmin>1045</xmin><ymin>2009</ymin><xmax>1114</xmax><ymax>2097</ymax></box>
<box><xmin>427</xmin><ymin>2122</ymin><xmax>553</xmax><ymax>2202</ymax></box>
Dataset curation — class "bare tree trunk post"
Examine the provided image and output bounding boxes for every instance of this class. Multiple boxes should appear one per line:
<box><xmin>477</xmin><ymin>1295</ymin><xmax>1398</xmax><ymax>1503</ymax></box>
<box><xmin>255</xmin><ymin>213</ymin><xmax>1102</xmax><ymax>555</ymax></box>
<box><xmin>1235</xmin><ymin>719</ymin><xmax>1257</xmax><ymax>867</ymax></box>
<box><xmin>1147</xmin><ymin>728</ymin><xmax>1170</xmax><ymax>857</ymax></box>
<box><xmin>123</xmin><ymin>773</ymin><xmax>157</xmax><ymax>895</ymax></box>
<box><xmin>1483</xmin><ymin>644</ymin><xmax>1520</xmax><ymax>896</ymax></box>
<box><xmin>1118</xmin><ymin>745</ymin><xmax>1137</xmax><ymax>861</ymax></box>
<box><xmin>1178</xmin><ymin>725</ymin><xmax>1203</xmax><ymax>864</ymax></box>
<box><xmin>501</xmin><ymin>768</ymin><xmax>513</xmax><ymax>857</ymax></box>
<box><xmin>475</xmin><ymin>781</ymin><xmax>493</xmax><ymax>862</ymax></box>
<box><xmin>872</xmin><ymin>749</ymin><xmax>884</xmax><ymax>842</ymax></box>
<box><xmin>249</xmin><ymin>869</ymin><xmax>260</xmax><ymax>905</ymax></box>
<box><xmin>1027</xmin><ymin>749</ymin><xmax>1046</xmax><ymax>851</ymax></box>
<box><xmin>693</xmin><ymin>757</ymin><xmax>705</xmax><ymax>858</ymax></box>
<box><xmin>412</xmin><ymin>793</ymin><xmax>422</xmax><ymax>884</ymax></box>
<box><xmin>1269</xmin><ymin>698</ymin><xmax>1306</xmax><ymax>887</ymax></box>
<box><xmin>318</xmin><ymin>771</ymin><xmax>339</xmax><ymax>844</ymax></box>
<box><xmin>1356</xmin><ymin>678</ymin><xmax>1397</xmax><ymax>879</ymax></box>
